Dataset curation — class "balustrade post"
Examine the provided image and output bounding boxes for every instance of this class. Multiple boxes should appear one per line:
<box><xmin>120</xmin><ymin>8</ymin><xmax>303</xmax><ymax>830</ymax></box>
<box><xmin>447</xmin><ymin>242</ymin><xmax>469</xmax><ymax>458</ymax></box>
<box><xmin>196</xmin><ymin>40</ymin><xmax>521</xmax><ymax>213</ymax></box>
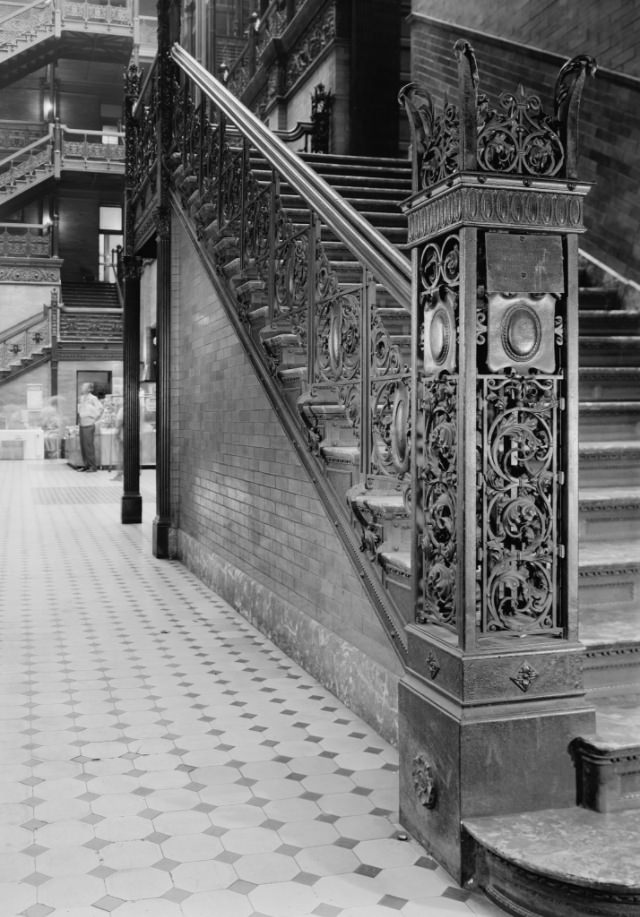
<box><xmin>398</xmin><ymin>45</ymin><xmax>597</xmax><ymax>882</ymax></box>
<box><xmin>52</xmin><ymin>119</ymin><xmax>62</xmax><ymax>178</ymax></box>
<box><xmin>52</xmin><ymin>212</ymin><xmax>59</xmax><ymax>258</ymax></box>
<box><xmin>267</xmin><ymin>172</ymin><xmax>278</xmax><ymax>322</ymax></box>
<box><xmin>306</xmin><ymin>213</ymin><xmax>319</xmax><ymax>386</ymax></box>
<box><xmin>248</xmin><ymin>12</ymin><xmax>258</xmax><ymax>78</ymax></box>
<box><xmin>239</xmin><ymin>136</ymin><xmax>249</xmax><ymax>273</ymax></box>
<box><xmin>359</xmin><ymin>269</ymin><xmax>374</xmax><ymax>477</ymax></box>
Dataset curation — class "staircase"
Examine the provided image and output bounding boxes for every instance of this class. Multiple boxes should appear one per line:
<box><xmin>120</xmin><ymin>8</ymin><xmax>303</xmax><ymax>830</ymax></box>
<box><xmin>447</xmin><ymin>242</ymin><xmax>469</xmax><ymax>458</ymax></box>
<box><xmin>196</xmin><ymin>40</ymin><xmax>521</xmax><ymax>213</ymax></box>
<box><xmin>176</xmin><ymin>140</ymin><xmax>640</xmax><ymax>694</ymax></box>
<box><xmin>169</xmin><ymin>129</ymin><xmax>640</xmax><ymax>910</ymax></box>
<box><xmin>0</xmin><ymin>307</ymin><xmax>51</xmax><ymax>383</ymax></box>
<box><xmin>0</xmin><ymin>132</ymin><xmax>54</xmax><ymax>205</ymax></box>
<box><xmin>61</xmin><ymin>282</ymin><xmax>121</xmax><ymax>310</ymax></box>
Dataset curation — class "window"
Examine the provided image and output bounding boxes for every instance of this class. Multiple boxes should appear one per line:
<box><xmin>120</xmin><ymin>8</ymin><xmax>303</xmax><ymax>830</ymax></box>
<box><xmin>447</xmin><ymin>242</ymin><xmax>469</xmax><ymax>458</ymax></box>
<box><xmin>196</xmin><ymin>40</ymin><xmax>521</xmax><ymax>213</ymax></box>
<box><xmin>98</xmin><ymin>206</ymin><xmax>123</xmax><ymax>283</ymax></box>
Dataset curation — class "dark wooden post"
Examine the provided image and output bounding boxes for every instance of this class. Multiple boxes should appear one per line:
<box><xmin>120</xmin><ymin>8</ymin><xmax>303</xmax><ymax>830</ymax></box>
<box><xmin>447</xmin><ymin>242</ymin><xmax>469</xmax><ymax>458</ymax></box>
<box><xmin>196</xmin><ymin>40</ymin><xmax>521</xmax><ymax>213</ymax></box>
<box><xmin>152</xmin><ymin>0</ymin><xmax>176</xmax><ymax>557</ymax></box>
<box><xmin>122</xmin><ymin>62</ymin><xmax>143</xmax><ymax>524</ymax></box>
<box><xmin>398</xmin><ymin>47</ymin><xmax>596</xmax><ymax>882</ymax></box>
<box><xmin>49</xmin><ymin>287</ymin><xmax>59</xmax><ymax>398</ymax></box>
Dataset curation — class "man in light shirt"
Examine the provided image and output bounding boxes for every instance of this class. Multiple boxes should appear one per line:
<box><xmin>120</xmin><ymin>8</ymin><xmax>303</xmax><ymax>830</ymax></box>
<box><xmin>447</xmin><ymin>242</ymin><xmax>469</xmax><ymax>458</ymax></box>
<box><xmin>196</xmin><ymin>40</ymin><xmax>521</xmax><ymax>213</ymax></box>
<box><xmin>77</xmin><ymin>382</ymin><xmax>103</xmax><ymax>472</ymax></box>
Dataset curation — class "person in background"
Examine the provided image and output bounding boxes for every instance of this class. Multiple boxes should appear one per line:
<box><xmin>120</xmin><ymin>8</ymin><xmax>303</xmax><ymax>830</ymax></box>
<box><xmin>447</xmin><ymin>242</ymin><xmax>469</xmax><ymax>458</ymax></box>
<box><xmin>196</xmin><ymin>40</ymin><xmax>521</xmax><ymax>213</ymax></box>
<box><xmin>111</xmin><ymin>403</ymin><xmax>124</xmax><ymax>482</ymax></box>
<box><xmin>77</xmin><ymin>382</ymin><xmax>103</xmax><ymax>472</ymax></box>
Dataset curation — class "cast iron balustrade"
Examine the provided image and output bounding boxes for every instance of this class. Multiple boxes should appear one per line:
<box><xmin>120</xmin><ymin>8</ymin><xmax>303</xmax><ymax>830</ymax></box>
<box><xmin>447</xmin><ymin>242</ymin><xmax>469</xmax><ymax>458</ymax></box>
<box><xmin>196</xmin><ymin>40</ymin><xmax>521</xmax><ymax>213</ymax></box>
<box><xmin>128</xmin><ymin>38</ymin><xmax>594</xmax><ymax>651</ymax></box>
<box><xmin>0</xmin><ymin>305</ymin><xmax>52</xmax><ymax>373</ymax></box>
<box><xmin>129</xmin><ymin>43</ymin><xmax>413</xmax><ymax>653</ymax></box>
<box><xmin>225</xmin><ymin>0</ymin><xmax>299</xmax><ymax>98</ymax></box>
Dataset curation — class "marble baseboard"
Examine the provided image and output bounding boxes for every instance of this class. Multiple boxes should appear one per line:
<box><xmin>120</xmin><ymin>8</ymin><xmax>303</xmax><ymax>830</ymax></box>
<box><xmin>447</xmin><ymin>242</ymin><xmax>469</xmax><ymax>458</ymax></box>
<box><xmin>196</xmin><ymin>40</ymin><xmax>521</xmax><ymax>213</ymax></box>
<box><xmin>177</xmin><ymin>529</ymin><xmax>399</xmax><ymax>746</ymax></box>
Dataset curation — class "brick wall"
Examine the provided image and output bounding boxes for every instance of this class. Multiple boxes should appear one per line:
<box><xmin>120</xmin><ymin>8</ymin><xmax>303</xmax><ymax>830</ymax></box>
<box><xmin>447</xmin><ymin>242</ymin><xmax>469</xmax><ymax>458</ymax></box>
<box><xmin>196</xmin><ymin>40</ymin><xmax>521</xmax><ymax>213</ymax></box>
<box><xmin>409</xmin><ymin>14</ymin><xmax>640</xmax><ymax>283</ymax></box>
<box><xmin>412</xmin><ymin>0</ymin><xmax>640</xmax><ymax>79</ymax></box>
<box><xmin>169</xmin><ymin>212</ymin><xmax>402</xmax><ymax>742</ymax></box>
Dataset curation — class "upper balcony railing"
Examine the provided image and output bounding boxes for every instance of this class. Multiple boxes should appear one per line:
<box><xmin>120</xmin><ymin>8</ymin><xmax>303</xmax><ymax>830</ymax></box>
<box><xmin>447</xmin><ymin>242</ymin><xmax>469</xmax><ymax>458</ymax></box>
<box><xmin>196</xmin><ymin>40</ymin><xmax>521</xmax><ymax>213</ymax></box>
<box><xmin>0</xmin><ymin>0</ymin><xmax>133</xmax><ymax>61</ymax></box>
<box><xmin>0</xmin><ymin>221</ymin><xmax>54</xmax><ymax>258</ymax></box>
<box><xmin>0</xmin><ymin>120</ymin><xmax>124</xmax><ymax>205</ymax></box>
<box><xmin>61</xmin><ymin>125</ymin><xmax>125</xmax><ymax>170</ymax></box>
<box><xmin>225</xmin><ymin>0</ymin><xmax>302</xmax><ymax>98</ymax></box>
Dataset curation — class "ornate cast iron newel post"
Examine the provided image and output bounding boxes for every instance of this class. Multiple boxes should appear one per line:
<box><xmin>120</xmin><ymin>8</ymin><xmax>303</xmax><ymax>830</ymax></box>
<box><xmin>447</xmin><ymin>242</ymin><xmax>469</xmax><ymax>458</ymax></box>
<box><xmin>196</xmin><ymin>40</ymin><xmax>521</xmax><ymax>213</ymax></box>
<box><xmin>398</xmin><ymin>44</ymin><xmax>596</xmax><ymax>880</ymax></box>
<box><xmin>122</xmin><ymin>62</ymin><xmax>143</xmax><ymax>525</ymax></box>
<box><xmin>152</xmin><ymin>0</ymin><xmax>177</xmax><ymax>557</ymax></box>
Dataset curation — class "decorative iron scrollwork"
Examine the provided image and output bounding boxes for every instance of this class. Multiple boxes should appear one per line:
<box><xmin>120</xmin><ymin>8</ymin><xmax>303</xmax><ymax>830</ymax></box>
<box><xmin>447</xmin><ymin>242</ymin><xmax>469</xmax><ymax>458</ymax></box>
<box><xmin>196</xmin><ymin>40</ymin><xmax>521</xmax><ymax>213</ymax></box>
<box><xmin>316</xmin><ymin>290</ymin><xmax>360</xmax><ymax>384</ymax></box>
<box><xmin>479</xmin><ymin>375</ymin><xmax>562</xmax><ymax>636</ymax></box>
<box><xmin>371</xmin><ymin>380</ymin><xmax>411</xmax><ymax>478</ymax></box>
<box><xmin>418</xmin><ymin>375</ymin><xmax>457</xmax><ymax>630</ymax></box>
<box><xmin>420</xmin><ymin>234</ymin><xmax>459</xmax><ymax>374</ymax></box>
<box><xmin>476</xmin><ymin>84</ymin><xmax>564</xmax><ymax>177</ymax></box>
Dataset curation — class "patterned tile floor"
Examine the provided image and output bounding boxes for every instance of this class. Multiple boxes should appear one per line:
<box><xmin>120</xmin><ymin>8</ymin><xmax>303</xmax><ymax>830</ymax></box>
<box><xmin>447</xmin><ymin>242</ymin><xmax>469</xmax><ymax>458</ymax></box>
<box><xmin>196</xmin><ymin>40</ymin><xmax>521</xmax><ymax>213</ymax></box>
<box><xmin>0</xmin><ymin>460</ymin><xmax>508</xmax><ymax>917</ymax></box>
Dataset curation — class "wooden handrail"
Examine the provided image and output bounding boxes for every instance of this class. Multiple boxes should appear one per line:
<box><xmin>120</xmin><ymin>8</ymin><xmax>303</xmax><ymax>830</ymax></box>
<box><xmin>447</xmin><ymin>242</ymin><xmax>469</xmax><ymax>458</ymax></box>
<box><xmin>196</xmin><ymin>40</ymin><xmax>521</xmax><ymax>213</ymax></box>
<box><xmin>171</xmin><ymin>43</ymin><xmax>412</xmax><ymax>309</ymax></box>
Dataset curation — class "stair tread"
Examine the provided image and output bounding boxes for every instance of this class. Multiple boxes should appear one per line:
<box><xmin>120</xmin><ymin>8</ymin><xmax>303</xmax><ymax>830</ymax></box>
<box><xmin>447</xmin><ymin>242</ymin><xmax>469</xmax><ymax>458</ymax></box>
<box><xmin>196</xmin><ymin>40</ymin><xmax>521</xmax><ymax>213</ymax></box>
<box><xmin>580</xmin><ymin>440</ymin><xmax>640</xmax><ymax>453</ymax></box>
<box><xmin>464</xmin><ymin>806</ymin><xmax>640</xmax><ymax>891</ymax></box>
<box><xmin>580</xmin><ymin>401</ymin><xmax>640</xmax><ymax>411</ymax></box>
<box><xmin>588</xmin><ymin>694</ymin><xmax>640</xmax><ymax>749</ymax></box>
<box><xmin>579</xmin><ymin>486</ymin><xmax>640</xmax><ymax>503</ymax></box>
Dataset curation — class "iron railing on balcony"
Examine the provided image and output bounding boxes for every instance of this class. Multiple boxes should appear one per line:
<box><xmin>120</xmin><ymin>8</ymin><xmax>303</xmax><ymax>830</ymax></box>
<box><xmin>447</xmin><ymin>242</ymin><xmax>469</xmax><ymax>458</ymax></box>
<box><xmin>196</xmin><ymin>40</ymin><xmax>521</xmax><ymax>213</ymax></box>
<box><xmin>58</xmin><ymin>306</ymin><xmax>123</xmax><ymax>343</ymax></box>
<box><xmin>0</xmin><ymin>121</ymin><xmax>125</xmax><ymax>204</ymax></box>
<box><xmin>0</xmin><ymin>131</ymin><xmax>53</xmax><ymax>197</ymax></box>
<box><xmin>0</xmin><ymin>0</ymin><xmax>133</xmax><ymax>60</ymax></box>
<box><xmin>62</xmin><ymin>126</ymin><xmax>125</xmax><ymax>168</ymax></box>
<box><xmin>0</xmin><ymin>221</ymin><xmax>53</xmax><ymax>258</ymax></box>
<box><xmin>225</xmin><ymin>0</ymin><xmax>301</xmax><ymax>97</ymax></box>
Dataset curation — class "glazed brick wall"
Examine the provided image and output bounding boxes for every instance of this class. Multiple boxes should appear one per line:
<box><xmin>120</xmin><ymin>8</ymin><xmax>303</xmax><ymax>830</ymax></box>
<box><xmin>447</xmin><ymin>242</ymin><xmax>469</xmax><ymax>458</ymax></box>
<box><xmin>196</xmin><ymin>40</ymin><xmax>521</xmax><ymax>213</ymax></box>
<box><xmin>412</xmin><ymin>0</ymin><xmax>640</xmax><ymax>79</ymax></box>
<box><xmin>169</xmin><ymin>212</ymin><xmax>401</xmax><ymax>676</ymax></box>
<box><xmin>410</xmin><ymin>15</ymin><xmax>640</xmax><ymax>283</ymax></box>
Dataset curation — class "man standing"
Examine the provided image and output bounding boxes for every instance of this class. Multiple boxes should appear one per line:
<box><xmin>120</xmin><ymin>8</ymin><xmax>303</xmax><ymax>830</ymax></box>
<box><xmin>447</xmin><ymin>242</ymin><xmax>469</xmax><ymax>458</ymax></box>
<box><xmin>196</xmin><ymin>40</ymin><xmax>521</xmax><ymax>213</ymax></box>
<box><xmin>77</xmin><ymin>382</ymin><xmax>103</xmax><ymax>472</ymax></box>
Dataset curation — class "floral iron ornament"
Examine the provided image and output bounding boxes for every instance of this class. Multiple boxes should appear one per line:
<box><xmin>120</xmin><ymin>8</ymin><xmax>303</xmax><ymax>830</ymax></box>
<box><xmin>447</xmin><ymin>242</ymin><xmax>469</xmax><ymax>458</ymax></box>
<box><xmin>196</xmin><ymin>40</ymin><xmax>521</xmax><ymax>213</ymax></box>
<box><xmin>399</xmin><ymin>42</ymin><xmax>596</xmax><ymax>190</ymax></box>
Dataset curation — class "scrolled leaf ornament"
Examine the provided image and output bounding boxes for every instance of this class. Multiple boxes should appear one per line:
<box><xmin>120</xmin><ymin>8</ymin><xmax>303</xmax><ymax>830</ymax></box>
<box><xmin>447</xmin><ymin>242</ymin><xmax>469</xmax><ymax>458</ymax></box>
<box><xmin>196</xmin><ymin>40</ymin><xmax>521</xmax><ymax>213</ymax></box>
<box><xmin>412</xmin><ymin>754</ymin><xmax>437</xmax><ymax>809</ymax></box>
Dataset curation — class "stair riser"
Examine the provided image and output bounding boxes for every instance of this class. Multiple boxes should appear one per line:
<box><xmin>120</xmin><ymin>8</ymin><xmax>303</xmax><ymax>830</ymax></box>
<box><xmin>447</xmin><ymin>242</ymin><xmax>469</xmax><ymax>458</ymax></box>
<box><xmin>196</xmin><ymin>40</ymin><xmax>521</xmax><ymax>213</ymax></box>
<box><xmin>578</xmin><ymin>568</ymin><xmax>640</xmax><ymax>617</ymax></box>
<box><xmin>583</xmin><ymin>645</ymin><xmax>640</xmax><ymax>697</ymax></box>
<box><xmin>580</xmin><ymin>378</ymin><xmax>640</xmax><ymax>400</ymax></box>
<box><xmin>579</xmin><ymin>509</ymin><xmax>640</xmax><ymax>542</ymax></box>
<box><xmin>579</xmin><ymin>457</ymin><xmax>640</xmax><ymax>487</ymax></box>
<box><xmin>579</xmin><ymin>340</ymin><xmax>640</xmax><ymax>366</ymax></box>
<box><xmin>579</xmin><ymin>413</ymin><xmax>640</xmax><ymax>441</ymax></box>
<box><xmin>469</xmin><ymin>837</ymin><xmax>640</xmax><ymax>917</ymax></box>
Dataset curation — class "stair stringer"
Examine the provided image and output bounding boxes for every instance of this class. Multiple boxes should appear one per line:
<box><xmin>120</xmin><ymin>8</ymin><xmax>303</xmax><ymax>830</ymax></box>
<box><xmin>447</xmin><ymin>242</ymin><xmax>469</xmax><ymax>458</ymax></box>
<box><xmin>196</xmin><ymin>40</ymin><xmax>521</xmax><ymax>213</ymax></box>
<box><xmin>0</xmin><ymin>350</ymin><xmax>50</xmax><ymax>386</ymax></box>
<box><xmin>169</xmin><ymin>189</ymin><xmax>409</xmax><ymax>664</ymax></box>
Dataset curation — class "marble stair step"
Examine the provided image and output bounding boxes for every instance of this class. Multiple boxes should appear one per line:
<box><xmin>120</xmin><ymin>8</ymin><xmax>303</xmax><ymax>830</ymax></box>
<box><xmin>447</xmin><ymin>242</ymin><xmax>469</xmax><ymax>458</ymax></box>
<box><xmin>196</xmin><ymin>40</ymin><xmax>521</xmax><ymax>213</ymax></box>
<box><xmin>579</xmin><ymin>335</ymin><xmax>640</xmax><ymax>366</ymax></box>
<box><xmin>580</xmin><ymin>575</ymin><xmax>640</xmax><ymax>697</ymax></box>
<box><xmin>579</xmin><ymin>309</ymin><xmax>640</xmax><ymax>334</ymax></box>
<box><xmin>464</xmin><ymin>805</ymin><xmax>640</xmax><ymax>916</ymax></box>
<box><xmin>570</xmin><ymin>693</ymin><xmax>640</xmax><ymax>813</ymax></box>
<box><xmin>578</xmin><ymin>486</ymin><xmax>640</xmax><ymax>541</ymax></box>
<box><xmin>579</xmin><ymin>401</ymin><xmax>640</xmax><ymax>440</ymax></box>
<box><xmin>580</xmin><ymin>366</ymin><xmax>640</xmax><ymax>400</ymax></box>
<box><xmin>579</xmin><ymin>440</ymin><xmax>640</xmax><ymax>486</ymax></box>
